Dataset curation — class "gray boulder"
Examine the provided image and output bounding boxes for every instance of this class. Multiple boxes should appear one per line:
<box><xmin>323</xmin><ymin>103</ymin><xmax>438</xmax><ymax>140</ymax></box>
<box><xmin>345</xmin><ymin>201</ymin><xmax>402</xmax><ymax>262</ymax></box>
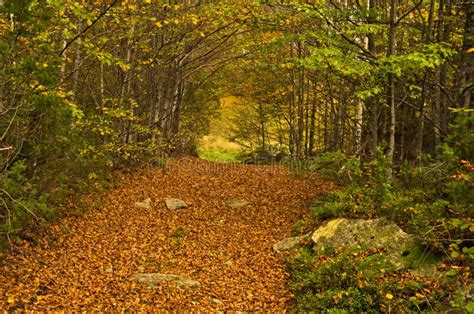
<box><xmin>312</xmin><ymin>218</ymin><xmax>417</xmax><ymax>270</ymax></box>
<box><xmin>129</xmin><ymin>273</ymin><xmax>200</xmax><ymax>289</ymax></box>
<box><xmin>165</xmin><ymin>198</ymin><xmax>188</xmax><ymax>210</ymax></box>
<box><xmin>273</xmin><ymin>233</ymin><xmax>312</xmax><ymax>252</ymax></box>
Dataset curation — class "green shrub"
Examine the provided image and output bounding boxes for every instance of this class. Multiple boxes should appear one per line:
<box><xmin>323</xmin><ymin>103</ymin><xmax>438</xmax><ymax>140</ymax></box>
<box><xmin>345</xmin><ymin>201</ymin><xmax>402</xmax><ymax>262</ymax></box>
<box><xmin>445</xmin><ymin>114</ymin><xmax>474</xmax><ymax>162</ymax></box>
<box><xmin>1</xmin><ymin>161</ymin><xmax>51</xmax><ymax>246</ymax></box>
<box><xmin>308</xmin><ymin>147</ymin><xmax>473</xmax><ymax>255</ymax></box>
<box><xmin>292</xmin><ymin>217</ymin><xmax>316</xmax><ymax>236</ymax></box>
<box><xmin>309</xmin><ymin>151</ymin><xmax>362</xmax><ymax>184</ymax></box>
<box><xmin>310</xmin><ymin>190</ymin><xmax>352</xmax><ymax>221</ymax></box>
<box><xmin>0</xmin><ymin>149</ymin><xmax>116</xmax><ymax>250</ymax></box>
<box><xmin>298</xmin><ymin>140</ymin><xmax>473</xmax><ymax>312</ymax></box>
<box><xmin>288</xmin><ymin>247</ymin><xmax>457</xmax><ymax>313</ymax></box>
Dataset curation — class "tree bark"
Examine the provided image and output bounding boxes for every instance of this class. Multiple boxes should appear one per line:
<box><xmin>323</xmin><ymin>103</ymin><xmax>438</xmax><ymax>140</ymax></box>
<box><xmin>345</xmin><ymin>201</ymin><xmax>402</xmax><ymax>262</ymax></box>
<box><xmin>309</xmin><ymin>82</ymin><xmax>317</xmax><ymax>157</ymax></box>
<box><xmin>460</xmin><ymin>2</ymin><xmax>474</xmax><ymax>111</ymax></box>
<box><xmin>433</xmin><ymin>0</ymin><xmax>449</xmax><ymax>153</ymax></box>
<box><xmin>296</xmin><ymin>42</ymin><xmax>305</xmax><ymax>159</ymax></box>
<box><xmin>367</xmin><ymin>0</ymin><xmax>378</xmax><ymax>159</ymax></box>
<box><xmin>386</xmin><ymin>0</ymin><xmax>397</xmax><ymax>177</ymax></box>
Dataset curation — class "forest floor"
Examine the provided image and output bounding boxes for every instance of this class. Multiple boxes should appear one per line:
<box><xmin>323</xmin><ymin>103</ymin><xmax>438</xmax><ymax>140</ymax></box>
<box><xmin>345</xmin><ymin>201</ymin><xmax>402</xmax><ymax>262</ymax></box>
<box><xmin>0</xmin><ymin>158</ymin><xmax>331</xmax><ymax>311</ymax></box>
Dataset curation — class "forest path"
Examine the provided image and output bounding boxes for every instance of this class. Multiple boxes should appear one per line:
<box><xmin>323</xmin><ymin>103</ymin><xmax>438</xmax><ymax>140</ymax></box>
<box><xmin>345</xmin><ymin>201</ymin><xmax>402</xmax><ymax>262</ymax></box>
<box><xmin>0</xmin><ymin>158</ymin><xmax>330</xmax><ymax>311</ymax></box>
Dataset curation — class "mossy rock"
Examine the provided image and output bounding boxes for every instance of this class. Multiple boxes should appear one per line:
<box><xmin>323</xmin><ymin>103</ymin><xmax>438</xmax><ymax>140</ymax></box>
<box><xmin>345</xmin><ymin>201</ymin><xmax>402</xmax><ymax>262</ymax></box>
<box><xmin>311</xmin><ymin>218</ymin><xmax>427</xmax><ymax>270</ymax></box>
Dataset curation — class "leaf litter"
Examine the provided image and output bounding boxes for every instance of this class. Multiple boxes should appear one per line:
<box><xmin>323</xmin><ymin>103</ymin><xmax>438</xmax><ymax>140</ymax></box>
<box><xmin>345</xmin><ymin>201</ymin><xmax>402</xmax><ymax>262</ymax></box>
<box><xmin>0</xmin><ymin>158</ymin><xmax>331</xmax><ymax>311</ymax></box>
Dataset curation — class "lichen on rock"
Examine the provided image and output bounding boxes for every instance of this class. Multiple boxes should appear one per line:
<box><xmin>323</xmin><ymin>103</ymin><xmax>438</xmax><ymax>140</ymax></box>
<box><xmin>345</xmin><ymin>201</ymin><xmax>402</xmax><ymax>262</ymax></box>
<box><xmin>311</xmin><ymin>218</ymin><xmax>419</xmax><ymax>270</ymax></box>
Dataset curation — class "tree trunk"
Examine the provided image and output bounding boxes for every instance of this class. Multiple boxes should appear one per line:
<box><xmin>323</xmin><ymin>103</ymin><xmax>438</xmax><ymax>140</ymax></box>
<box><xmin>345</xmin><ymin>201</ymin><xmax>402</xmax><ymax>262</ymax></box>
<box><xmin>289</xmin><ymin>43</ymin><xmax>296</xmax><ymax>158</ymax></box>
<box><xmin>355</xmin><ymin>89</ymin><xmax>364</xmax><ymax>154</ymax></box>
<box><xmin>258</xmin><ymin>102</ymin><xmax>266</xmax><ymax>150</ymax></box>
<box><xmin>460</xmin><ymin>2</ymin><xmax>474</xmax><ymax>111</ymax></box>
<box><xmin>386</xmin><ymin>0</ymin><xmax>397</xmax><ymax>177</ymax></box>
<box><xmin>433</xmin><ymin>0</ymin><xmax>447</xmax><ymax>153</ymax></box>
<box><xmin>367</xmin><ymin>0</ymin><xmax>378</xmax><ymax>159</ymax></box>
<box><xmin>72</xmin><ymin>20</ymin><xmax>82</xmax><ymax>103</ymax></box>
<box><xmin>296</xmin><ymin>42</ymin><xmax>305</xmax><ymax>159</ymax></box>
<box><xmin>309</xmin><ymin>82</ymin><xmax>317</xmax><ymax>157</ymax></box>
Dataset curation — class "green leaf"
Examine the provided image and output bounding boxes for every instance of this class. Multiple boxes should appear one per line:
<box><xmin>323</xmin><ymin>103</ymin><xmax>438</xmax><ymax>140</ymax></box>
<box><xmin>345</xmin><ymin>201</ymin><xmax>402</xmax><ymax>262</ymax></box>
<box><xmin>466</xmin><ymin>302</ymin><xmax>474</xmax><ymax>313</ymax></box>
<box><xmin>451</xmin><ymin>219</ymin><xmax>463</xmax><ymax>227</ymax></box>
<box><xmin>445</xmin><ymin>269</ymin><xmax>458</xmax><ymax>277</ymax></box>
<box><xmin>462</xmin><ymin>247</ymin><xmax>474</xmax><ymax>254</ymax></box>
<box><xmin>461</xmin><ymin>223</ymin><xmax>471</xmax><ymax>230</ymax></box>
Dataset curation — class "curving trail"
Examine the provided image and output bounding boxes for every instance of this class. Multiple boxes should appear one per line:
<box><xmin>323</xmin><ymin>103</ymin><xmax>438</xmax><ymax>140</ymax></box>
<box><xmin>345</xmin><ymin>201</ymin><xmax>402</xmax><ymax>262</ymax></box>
<box><xmin>0</xmin><ymin>158</ymin><xmax>331</xmax><ymax>311</ymax></box>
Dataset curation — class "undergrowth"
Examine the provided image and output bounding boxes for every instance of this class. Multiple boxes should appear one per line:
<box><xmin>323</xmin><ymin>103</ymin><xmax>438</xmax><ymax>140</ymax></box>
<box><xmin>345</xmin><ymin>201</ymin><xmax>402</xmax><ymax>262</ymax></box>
<box><xmin>0</xmin><ymin>155</ymin><xmax>114</xmax><ymax>251</ymax></box>
<box><xmin>0</xmin><ymin>154</ymin><xmax>169</xmax><ymax>252</ymax></box>
<box><xmin>288</xmin><ymin>246</ymin><xmax>469</xmax><ymax>313</ymax></box>
<box><xmin>288</xmin><ymin>115</ymin><xmax>473</xmax><ymax>312</ymax></box>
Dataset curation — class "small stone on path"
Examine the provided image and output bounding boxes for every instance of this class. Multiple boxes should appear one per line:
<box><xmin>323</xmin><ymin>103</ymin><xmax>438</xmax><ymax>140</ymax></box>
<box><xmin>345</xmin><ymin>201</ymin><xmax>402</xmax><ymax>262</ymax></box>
<box><xmin>164</xmin><ymin>198</ymin><xmax>188</xmax><ymax>210</ymax></box>
<box><xmin>226</xmin><ymin>199</ymin><xmax>249</xmax><ymax>208</ymax></box>
<box><xmin>129</xmin><ymin>273</ymin><xmax>201</xmax><ymax>289</ymax></box>
<box><xmin>135</xmin><ymin>198</ymin><xmax>152</xmax><ymax>210</ymax></box>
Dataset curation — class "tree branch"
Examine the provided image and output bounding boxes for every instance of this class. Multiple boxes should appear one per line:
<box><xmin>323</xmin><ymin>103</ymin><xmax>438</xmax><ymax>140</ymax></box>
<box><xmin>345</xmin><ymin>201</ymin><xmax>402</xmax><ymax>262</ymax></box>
<box><xmin>395</xmin><ymin>0</ymin><xmax>423</xmax><ymax>26</ymax></box>
<box><xmin>58</xmin><ymin>0</ymin><xmax>118</xmax><ymax>57</ymax></box>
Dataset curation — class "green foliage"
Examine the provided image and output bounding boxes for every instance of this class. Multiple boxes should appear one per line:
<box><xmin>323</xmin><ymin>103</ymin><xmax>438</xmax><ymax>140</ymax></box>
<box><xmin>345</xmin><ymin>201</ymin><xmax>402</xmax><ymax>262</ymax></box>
<box><xmin>291</xmin><ymin>217</ymin><xmax>315</xmax><ymax>236</ymax></box>
<box><xmin>288</xmin><ymin>247</ymin><xmax>454</xmax><ymax>313</ymax></box>
<box><xmin>296</xmin><ymin>123</ymin><xmax>473</xmax><ymax>311</ymax></box>
<box><xmin>0</xmin><ymin>0</ymin><xmax>247</xmax><ymax>250</ymax></box>
<box><xmin>309</xmin><ymin>149</ymin><xmax>395</xmax><ymax>220</ymax></box>
<box><xmin>1</xmin><ymin>161</ymin><xmax>50</xmax><ymax>244</ymax></box>
<box><xmin>445</xmin><ymin>113</ymin><xmax>474</xmax><ymax>162</ymax></box>
<box><xmin>310</xmin><ymin>190</ymin><xmax>353</xmax><ymax>221</ymax></box>
<box><xmin>309</xmin><ymin>152</ymin><xmax>362</xmax><ymax>184</ymax></box>
<box><xmin>310</xmin><ymin>149</ymin><xmax>473</xmax><ymax>255</ymax></box>
<box><xmin>379</xmin><ymin>43</ymin><xmax>456</xmax><ymax>78</ymax></box>
<box><xmin>199</xmin><ymin>149</ymin><xmax>240</xmax><ymax>163</ymax></box>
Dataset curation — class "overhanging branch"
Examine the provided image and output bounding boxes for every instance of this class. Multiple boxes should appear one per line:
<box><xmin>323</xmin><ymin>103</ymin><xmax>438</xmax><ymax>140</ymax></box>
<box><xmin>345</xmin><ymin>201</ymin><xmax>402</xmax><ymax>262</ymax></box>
<box><xmin>58</xmin><ymin>0</ymin><xmax>118</xmax><ymax>57</ymax></box>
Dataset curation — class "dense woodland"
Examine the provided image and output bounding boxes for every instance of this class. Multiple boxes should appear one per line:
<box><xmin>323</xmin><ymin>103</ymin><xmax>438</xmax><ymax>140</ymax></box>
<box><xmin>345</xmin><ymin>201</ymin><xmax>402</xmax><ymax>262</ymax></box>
<box><xmin>0</xmin><ymin>0</ymin><xmax>473</xmax><ymax>311</ymax></box>
<box><xmin>1</xmin><ymin>0</ymin><xmax>472</xmax><ymax>168</ymax></box>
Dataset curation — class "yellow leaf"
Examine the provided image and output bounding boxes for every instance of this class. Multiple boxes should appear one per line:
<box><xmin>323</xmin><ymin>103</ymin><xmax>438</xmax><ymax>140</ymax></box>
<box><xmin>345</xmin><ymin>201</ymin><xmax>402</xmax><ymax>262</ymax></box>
<box><xmin>120</xmin><ymin>64</ymin><xmax>130</xmax><ymax>72</ymax></box>
<box><xmin>86</xmin><ymin>19</ymin><xmax>92</xmax><ymax>26</ymax></box>
<box><xmin>7</xmin><ymin>296</ymin><xmax>15</xmax><ymax>304</ymax></box>
<box><xmin>385</xmin><ymin>293</ymin><xmax>394</xmax><ymax>300</ymax></box>
<box><xmin>144</xmin><ymin>0</ymin><xmax>151</xmax><ymax>3</ymax></box>
<box><xmin>155</xmin><ymin>21</ymin><xmax>163</xmax><ymax>28</ymax></box>
<box><xmin>467</xmin><ymin>47</ymin><xmax>474</xmax><ymax>53</ymax></box>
